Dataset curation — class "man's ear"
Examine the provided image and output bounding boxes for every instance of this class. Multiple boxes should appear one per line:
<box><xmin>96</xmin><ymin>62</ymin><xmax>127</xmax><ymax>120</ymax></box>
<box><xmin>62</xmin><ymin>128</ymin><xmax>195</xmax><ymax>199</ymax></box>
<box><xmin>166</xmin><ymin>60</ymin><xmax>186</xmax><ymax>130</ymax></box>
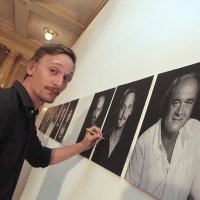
<box><xmin>27</xmin><ymin>60</ymin><xmax>36</xmax><ymax>76</ymax></box>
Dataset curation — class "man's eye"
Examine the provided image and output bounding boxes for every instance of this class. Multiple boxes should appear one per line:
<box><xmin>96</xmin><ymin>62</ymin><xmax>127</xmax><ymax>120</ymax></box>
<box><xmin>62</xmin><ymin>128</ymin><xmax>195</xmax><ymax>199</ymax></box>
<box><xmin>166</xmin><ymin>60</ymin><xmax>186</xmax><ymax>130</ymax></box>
<box><xmin>63</xmin><ymin>77</ymin><xmax>69</xmax><ymax>82</ymax></box>
<box><xmin>128</xmin><ymin>104</ymin><xmax>132</xmax><ymax>109</ymax></box>
<box><xmin>185</xmin><ymin>101</ymin><xmax>193</xmax><ymax>107</ymax></box>
<box><xmin>120</xmin><ymin>105</ymin><xmax>125</xmax><ymax>110</ymax></box>
<box><xmin>50</xmin><ymin>69</ymin><xmax>56</xmax><ymax>74</ymax></box>
<box><xmin>172</xmin><ymin>101</ymin><xmax>180</xmax><ymax>107</ymax></box>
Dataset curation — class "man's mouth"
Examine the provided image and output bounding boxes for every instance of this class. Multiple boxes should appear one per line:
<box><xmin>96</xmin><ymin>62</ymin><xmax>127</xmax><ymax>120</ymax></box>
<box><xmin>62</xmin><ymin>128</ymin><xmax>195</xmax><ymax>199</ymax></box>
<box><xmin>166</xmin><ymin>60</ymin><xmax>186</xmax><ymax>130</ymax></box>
<box><xmin>49</xmin><ymin>90</ymin><xmax>58</xmax><ymax>95</ymax></box>
<box><xmin>119</xmin><ymin>117</ymin><xmax>126</xmax><ymax>121</ymax></box>
<box><xmin>45</xmin><ymin>86</ymin><xmax>59</xmax><ymax>96</ymax></box>
<box><xmin>172</xmin><ymin>118</ymin><xmax>183</xmax><ymax>121</ymax></box>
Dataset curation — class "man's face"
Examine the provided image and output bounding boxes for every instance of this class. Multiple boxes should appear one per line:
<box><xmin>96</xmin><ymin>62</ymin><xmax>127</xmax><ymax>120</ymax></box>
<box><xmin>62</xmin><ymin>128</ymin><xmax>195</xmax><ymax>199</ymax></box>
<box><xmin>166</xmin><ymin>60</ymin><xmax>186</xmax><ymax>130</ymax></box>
<box><xmin>163</xmin><ymin>77</ymin><xmax>198</xmax><ymax>134</ymax></box>
<box><xmin>91</xmin><ymin>96</ymin><xmax>105</xmax><ymax>125</ymax></box>
<box><xmin>117</xmin><ymin>92</ymin><xmax>135</xmax><ymax>129</ymax></box>
<box><xmin>27</xmin><ymin>54</ymin><xmax>74</xmax><ymax>106</ymax></box>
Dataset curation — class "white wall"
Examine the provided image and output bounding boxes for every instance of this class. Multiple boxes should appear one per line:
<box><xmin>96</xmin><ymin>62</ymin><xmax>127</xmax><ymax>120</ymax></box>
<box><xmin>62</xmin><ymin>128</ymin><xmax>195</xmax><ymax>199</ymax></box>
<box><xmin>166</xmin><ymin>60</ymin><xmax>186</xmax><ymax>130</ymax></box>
<box><xmin>18</xmin><ymin>0</ymin><xmax>200</xmax><ymax>199</ymax></box>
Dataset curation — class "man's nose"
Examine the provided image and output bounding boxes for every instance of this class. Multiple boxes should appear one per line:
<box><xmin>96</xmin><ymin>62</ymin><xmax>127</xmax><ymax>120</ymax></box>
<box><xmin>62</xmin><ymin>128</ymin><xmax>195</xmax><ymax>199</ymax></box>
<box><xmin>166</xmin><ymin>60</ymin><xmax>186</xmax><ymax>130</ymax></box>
<box><xmin>54</xmin><ymin>76</ymin><xmax>65</xmax><ymax>88</ymax></box>
<box><xmin>121</xmin><ymin>107</ymin><xmax>127</xmax><ymax>116</ymax></box>
<box><xmin>175</xmin><ymin>103</ymin><xmax>184</xmax><ymax>116</ymax></box>
<box><xmin>93</xmin><ymin>109</ymin><xmax>98</xmax><ymax>116</ymax></box>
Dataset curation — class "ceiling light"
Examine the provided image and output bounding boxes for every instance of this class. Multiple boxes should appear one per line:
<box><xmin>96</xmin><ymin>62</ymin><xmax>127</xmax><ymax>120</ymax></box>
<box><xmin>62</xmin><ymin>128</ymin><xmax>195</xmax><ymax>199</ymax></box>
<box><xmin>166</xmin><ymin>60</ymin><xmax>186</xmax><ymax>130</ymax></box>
<box><xmin>45</xmin><ymin>32</ymin><xmax>53</xmax><ymax>40</ymax></box>
<box><xmin>43</xmin><ymin>27</ymin><xmax>58</xmax><ymax>41</ymax></box>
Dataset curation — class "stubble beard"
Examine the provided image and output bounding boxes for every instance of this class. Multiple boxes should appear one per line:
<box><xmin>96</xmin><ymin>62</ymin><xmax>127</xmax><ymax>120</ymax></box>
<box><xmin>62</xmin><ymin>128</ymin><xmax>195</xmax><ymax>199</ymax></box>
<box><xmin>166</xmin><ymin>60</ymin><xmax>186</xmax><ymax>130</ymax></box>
<box><xmin>36</xmin><ymin>90</ymin><xmax>56</xmax><ymax>105</ymax></box>
<box><xmin>42</xmin><ymin>86</ymin><xmax>60</xmax><ymax>103</ymax></box>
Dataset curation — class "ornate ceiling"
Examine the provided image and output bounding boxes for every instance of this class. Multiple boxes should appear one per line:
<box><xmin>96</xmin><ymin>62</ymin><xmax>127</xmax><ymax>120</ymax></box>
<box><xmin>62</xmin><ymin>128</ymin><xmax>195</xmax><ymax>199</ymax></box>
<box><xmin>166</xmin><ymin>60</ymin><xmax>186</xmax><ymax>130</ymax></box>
<box><xmin>0</xmin><ymin>0</ymin><xmax>108</xmax><ymax>59</ymax></box>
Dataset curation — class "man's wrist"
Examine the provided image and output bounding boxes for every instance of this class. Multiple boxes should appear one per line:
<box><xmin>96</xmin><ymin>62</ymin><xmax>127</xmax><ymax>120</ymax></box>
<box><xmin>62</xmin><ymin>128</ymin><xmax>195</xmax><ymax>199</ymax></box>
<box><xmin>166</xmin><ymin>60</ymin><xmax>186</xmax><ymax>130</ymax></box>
<box><xmin>76</xmin><ymin>141</ymin><xmax>88</xmax><ymax>152</ymax></box>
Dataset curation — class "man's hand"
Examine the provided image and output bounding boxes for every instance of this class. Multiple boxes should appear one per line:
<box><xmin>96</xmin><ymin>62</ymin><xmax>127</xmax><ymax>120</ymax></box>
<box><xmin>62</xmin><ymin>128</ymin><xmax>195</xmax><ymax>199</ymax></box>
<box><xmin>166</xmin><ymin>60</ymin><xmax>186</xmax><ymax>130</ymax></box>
<box><xmin>50</xmin><ymin>126</ymin><xmax>102</xmax><ymax>165</ymax></box>
<box><xmin>80</xmin><ymin>126</ymin><xmax>102</xmax><ymax>151</ymax></box>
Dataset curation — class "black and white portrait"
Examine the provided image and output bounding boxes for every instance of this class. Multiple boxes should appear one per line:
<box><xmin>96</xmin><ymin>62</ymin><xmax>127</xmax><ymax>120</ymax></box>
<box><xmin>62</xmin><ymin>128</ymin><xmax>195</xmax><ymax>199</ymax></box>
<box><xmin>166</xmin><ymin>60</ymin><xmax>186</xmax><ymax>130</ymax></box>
<box><xmin>125</xmin><ymin>63</ymin><xmax>200</xmax><ymax>200</ymax></box>
<box><xmin>49</xmin><ymin>102</ymin><xmax>70</xmax><ymax>139</ymax></box>
<box><xmin>45</xmin><ymin>105</ymin><xmax>63</xmax><ymax>137</ymax></box>
<box><xmin>92</xmin><ymin>76</ymin><xmax>153</xmax><ymax>176</ymax></box>
<box><xmin>39</xmin><ymin>106</ymin><xmax>57</xmax><ymax>134</ymax></box>
<box><xmin>76</xmin><ymin>88</ymin><xmax>115</xmax><ymax>158</ymax></box>
<box><xmin>55</xmin><ymin>99</ymin><xmax>79</xmax><ymax>143</ymax></box>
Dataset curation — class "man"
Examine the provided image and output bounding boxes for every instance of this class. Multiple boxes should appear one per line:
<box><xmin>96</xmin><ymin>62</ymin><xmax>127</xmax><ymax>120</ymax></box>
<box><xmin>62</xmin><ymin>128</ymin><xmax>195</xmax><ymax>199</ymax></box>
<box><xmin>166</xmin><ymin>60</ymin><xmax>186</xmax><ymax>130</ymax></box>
<box><xmin>125</xmin><ymin>72</ymin><xmax>200</xmax><ymax>200</ymax></box>
<box><xmin>0</xmin><ymin>43</ymin><xmax>102</xmax><ymax>200</ymax></box>
<box><xmin>92</xmin><ymin>87</ymin><xmax>137</xmax><ymax>175</ymax></box>
<box><xmin>89</xmin><ymin>95</ymin><xmax>105</xmax><ymax>126</ymax></box>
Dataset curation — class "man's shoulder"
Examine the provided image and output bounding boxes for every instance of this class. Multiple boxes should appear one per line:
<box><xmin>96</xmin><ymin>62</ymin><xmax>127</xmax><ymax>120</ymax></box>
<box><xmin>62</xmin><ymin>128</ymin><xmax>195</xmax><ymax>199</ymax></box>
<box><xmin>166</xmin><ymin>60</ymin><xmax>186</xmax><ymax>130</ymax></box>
<box><xmin>0</xmin><ymin>87</ymin><xmax>18</xmax><ymax>111</ymax></box>
<box><xmin>137</xmin><ymin>120</ymin><xmax>160</xmax><ymax>144</ymax></box>
<box><xmin>186</xmin><ymin>118</ymin><xmax>200</xmax><ymax>124</ymax></box>
<box><xmin>185</xmin><ymin>118</ymin><xmax>200</xmax><ymax>130</ymax></box>
<box><xmin>0</xmin><ymin>87</ymin><xmax>15</xmax><ymax>101</ymax></box>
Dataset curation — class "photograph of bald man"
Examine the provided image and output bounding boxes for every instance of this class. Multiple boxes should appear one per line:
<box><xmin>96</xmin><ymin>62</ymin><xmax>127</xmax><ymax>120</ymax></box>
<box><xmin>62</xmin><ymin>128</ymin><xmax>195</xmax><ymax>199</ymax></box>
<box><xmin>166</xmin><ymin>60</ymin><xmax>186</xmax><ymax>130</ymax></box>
<box><xmin>90</xmin><ymin>95</ymin><xmax>105</xmax><ymax>127</ymax></box>
<box><xmin>77</xmin><ymin>88</ymin><xmax>115</xmax><ymax>158</ymax></box>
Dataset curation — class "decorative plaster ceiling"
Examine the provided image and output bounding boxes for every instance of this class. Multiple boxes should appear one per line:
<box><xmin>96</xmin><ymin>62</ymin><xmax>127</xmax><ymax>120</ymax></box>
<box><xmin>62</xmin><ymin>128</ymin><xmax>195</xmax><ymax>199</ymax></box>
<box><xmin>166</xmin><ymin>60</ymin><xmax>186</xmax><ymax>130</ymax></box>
<box><xmin>0</xmin><ymin>0</ymin><xmax>107</xmax><ymax>59</ymax></box>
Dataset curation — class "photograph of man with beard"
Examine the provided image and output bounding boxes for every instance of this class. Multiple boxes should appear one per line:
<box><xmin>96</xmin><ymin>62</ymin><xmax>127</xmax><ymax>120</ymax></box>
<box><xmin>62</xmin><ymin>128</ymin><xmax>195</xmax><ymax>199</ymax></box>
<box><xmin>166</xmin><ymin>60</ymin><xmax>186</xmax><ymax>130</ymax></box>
<box><xmin>92</xmin><ymin>77</ymin><xmax>153</xmax><ymax>176</ymax></box>
<box><xmin>76</xmin><ymin>88</ymin><xmax>115</xmax><ymax>158</ymax></box>
<box><xmin>125</xmin><ymin>67</ymin><xmax>200</xmax><ymax>200</ymax></box>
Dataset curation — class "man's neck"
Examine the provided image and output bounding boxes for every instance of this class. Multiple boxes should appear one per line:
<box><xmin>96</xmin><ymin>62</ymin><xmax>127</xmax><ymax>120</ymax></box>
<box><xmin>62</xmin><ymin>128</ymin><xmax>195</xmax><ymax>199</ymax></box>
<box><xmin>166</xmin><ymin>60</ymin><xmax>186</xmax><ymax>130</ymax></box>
<box><xmin>161</xmin><ymin>123</ymin><xmax>179</xmax><ymax>141</ymax></box>
<box><xmin>112</xmin><ymin>125</ymin><xmax>124</xmax><ymax>138</ymax></box>
<box><xmin>108</xmin><ymin>125</ymin><xmax>124</xmax><ymax>157</ymax></box>
<box><xmin>22</xmin><ymin>79</ymin><xmax>42</xmax><ymax>110</ymax></box>
<box><xmin>161</xmin><ymin>124</ymin><xmax>179</xmax><ymax>163</ymax></box>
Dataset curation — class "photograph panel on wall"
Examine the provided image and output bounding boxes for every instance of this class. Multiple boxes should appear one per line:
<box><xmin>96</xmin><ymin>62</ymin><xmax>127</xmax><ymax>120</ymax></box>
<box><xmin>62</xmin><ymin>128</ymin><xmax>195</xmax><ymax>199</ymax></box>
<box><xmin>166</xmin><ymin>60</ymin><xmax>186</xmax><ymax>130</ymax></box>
<box><xmin>55</xmin><ymin>99</ymin><xmax>79</xmax><ymax>143</ymax></box>
<box><xmin>124</xmin><ymin>62</ymin><xmax>200</xmax><ymax>200</ymax></box>
<box><xmin>38</xmin><ymin>106</ymin><xmax>56</xmax><ymax>134</ymax></box>
<box><xmin>49</xmin><ymin>102</ymin><xmax>70</xmax><ymax>139</ymax></box>
<box><xmin>36</xmin><ymin>107</ymin><xmax>48</xmax><ymax>130</ymax></box>
<box><xmin>76</xmin><ymin>88</ymin><xmax>116</xmax><ymax>158</ymax></box>
<box><xmin>62</xmin><ymin>95</ymin><xmax>94</xmax><ymax>147</ymax></box>
<box><xmin>45</xmin><ymin>104</ymin><xmax>63</xmax><ymax>137</ymax></box>
<box><xmin>91</xmin><ymin>76</ymin><xmax>154</xmax><ymax>176</ymax></box>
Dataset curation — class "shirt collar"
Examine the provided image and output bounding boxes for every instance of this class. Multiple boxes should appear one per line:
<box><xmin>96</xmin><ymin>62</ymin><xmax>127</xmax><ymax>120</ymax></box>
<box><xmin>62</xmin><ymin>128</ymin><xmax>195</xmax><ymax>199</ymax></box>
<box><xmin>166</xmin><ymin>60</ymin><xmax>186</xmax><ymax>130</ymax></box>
<box><xmin>152</xmin><ymin>118</ymin><xmax>162</xmax><ymax>151</ymax></box>
<box><xmin>152</xmin><ymin>118</ymin><xmax>193</xmax><ymax>151</ymax></box>
<box><xmin>12</xmin><ymin>80</ymin><xmax>39</xmax><ymax>117</ymax></box>
<box><xmin>180</xmin><ymin>119</ymin><xmax>194</xmax><ymax>140</ymax></box>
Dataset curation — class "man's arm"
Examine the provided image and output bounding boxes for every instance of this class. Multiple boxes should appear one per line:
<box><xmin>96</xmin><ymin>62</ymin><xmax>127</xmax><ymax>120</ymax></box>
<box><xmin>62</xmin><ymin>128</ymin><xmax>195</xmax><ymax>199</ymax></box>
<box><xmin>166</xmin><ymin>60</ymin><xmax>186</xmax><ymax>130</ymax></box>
<box><xmin>49</xmin><ymin>126</ymin><xmax>102</xmax><ymax>165</ymax></box>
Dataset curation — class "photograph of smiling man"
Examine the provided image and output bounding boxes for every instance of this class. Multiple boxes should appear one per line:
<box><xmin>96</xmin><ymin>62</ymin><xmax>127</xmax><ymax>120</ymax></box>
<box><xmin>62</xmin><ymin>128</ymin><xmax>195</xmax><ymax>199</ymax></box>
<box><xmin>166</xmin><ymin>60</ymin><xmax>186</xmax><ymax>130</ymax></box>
<box><xmin>125</xmin><ymin>63</ymin><xmax>200</xmax><ymax>200</ymax></box>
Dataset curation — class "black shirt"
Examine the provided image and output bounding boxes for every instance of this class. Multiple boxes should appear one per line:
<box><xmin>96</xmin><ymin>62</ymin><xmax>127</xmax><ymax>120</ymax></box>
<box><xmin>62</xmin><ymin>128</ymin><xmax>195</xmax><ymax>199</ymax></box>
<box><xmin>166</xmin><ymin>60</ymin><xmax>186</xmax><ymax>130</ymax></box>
<box><xmin>0</xmin><ymin>81</ymin><xmax>52</xmax><ymax>200</ymax></box>
<box><xmin>92</xmin><ymin>126</ymin><xmax>133</xmax><ymax>176</ymax></box>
